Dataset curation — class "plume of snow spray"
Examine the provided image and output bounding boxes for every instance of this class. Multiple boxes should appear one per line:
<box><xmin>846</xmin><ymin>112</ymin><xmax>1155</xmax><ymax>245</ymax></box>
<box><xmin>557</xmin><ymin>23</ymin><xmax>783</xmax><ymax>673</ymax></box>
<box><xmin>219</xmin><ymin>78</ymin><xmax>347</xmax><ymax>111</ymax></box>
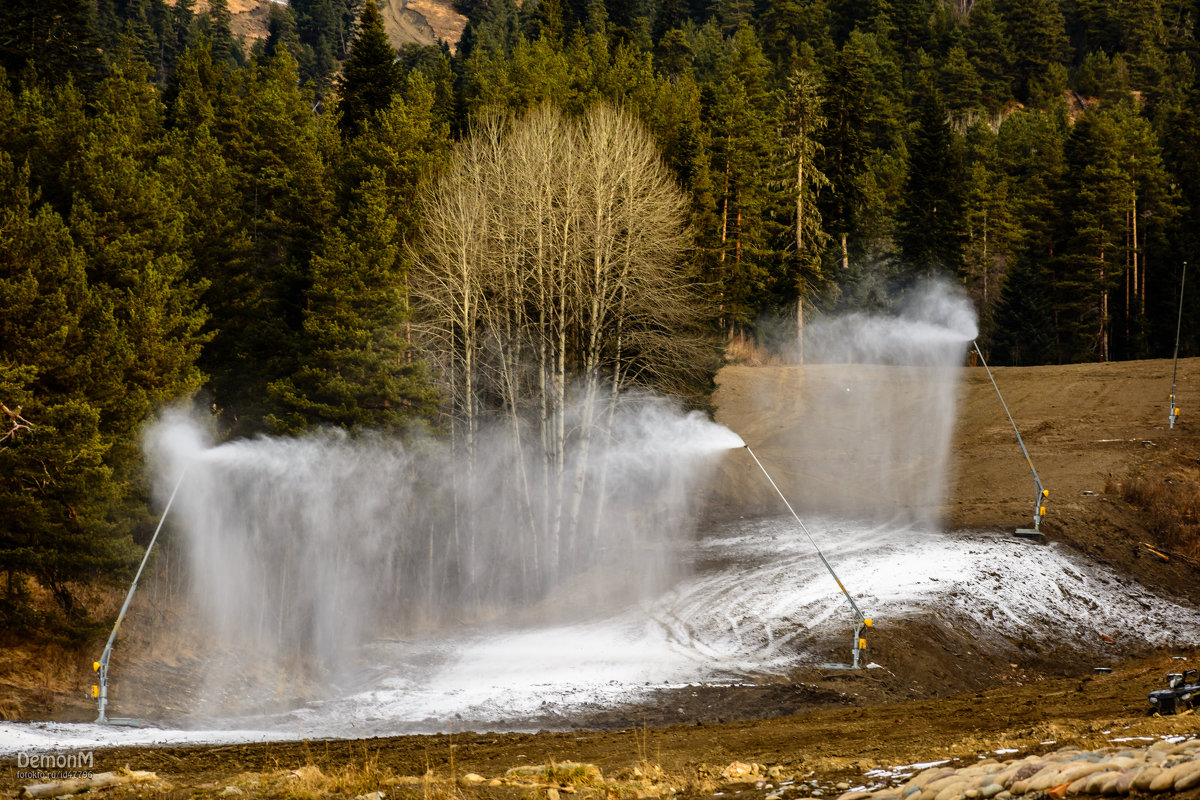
<box><xmin>761</xmin><ymin>279</ymin><xmax>977</xmax><ymax>526</ymax></box>
<box><xmin>142</xmin><ymin>395</ymin><xmax>741</xmax><ymax>714</ymax></box>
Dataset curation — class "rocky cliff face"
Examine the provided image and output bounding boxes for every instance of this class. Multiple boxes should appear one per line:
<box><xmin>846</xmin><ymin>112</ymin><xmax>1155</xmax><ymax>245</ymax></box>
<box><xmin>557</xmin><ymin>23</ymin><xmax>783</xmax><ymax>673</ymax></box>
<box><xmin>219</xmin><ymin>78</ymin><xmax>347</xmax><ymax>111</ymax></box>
<box><xmin>218</xmin><ymin>0</ymin><xmax>466</xmax><ymax>53</ymax></box>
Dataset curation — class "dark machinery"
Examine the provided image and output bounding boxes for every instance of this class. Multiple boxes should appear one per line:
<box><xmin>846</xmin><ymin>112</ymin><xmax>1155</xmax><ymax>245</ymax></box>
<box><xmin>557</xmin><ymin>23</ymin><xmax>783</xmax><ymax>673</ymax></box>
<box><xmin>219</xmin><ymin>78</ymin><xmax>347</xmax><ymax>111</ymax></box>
<box><xmin>1148</xmin><ymin>669</ymin><xmax>1200</xmax><ymax>714</ymax></box>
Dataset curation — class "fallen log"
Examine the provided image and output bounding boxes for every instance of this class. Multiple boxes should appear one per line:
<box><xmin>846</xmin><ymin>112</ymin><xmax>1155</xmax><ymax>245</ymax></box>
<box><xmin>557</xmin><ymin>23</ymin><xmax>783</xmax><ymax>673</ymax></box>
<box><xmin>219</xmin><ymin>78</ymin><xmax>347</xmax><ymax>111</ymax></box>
<box><xmin>20</xmin><ymin>769</ymin><xmax>157</xmax><ymax>798</ymax></box>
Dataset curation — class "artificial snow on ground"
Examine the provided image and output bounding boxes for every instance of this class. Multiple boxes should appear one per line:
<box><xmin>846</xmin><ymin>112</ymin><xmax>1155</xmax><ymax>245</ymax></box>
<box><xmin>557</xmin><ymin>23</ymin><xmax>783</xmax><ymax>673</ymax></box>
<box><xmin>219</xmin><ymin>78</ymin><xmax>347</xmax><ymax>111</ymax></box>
<box><xmin>3</xmin><ymin>517</ymin><xmax>1198</xmax><ymax>755</ymax></box>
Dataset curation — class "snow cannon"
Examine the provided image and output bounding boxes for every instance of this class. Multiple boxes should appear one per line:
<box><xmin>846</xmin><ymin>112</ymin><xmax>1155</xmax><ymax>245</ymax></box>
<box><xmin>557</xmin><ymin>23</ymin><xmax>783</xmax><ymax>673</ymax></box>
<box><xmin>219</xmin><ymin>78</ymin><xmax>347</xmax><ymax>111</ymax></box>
<box><xmin>742</xmin><ymin>442</ymin><xmax>875</xmax><ymax>669</ymax></box>
<box><xmin>973</xmin><ymin>341</ymin><xmax>1049</xmax><ymax>542</ymax></box>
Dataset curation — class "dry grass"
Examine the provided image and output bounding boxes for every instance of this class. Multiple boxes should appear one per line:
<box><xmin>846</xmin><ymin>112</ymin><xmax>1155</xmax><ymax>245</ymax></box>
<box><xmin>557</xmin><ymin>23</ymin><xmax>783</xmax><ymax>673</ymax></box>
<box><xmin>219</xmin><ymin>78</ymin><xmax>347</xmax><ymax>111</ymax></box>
<box><xmin>1108</xmin><ymin>463</ymin><xmax>1200</xmax><ymax>556</ymax></box>
<box><xmin>239</xmin><ymin>755</ymin><xmax>406</xmax><ymax>800</ymax></box>
<box><xmin>725</xmin><ymin>330</ymin><xmax>782</xmax><ymax>366</ymax></box>
<box><xmin>504</xmin><ymin>762</ymin><xmax>603</xmax><ymax>786</ymax></box>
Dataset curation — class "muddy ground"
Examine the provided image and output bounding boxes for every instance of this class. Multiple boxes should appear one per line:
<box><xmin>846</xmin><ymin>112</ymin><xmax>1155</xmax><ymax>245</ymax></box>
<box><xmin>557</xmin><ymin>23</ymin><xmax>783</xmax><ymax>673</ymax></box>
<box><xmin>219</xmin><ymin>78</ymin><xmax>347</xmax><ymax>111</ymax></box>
<box><xmin>4</xmin><ymin>357</ymin><xmax>1200</xmax><ymax>796</ymax></box>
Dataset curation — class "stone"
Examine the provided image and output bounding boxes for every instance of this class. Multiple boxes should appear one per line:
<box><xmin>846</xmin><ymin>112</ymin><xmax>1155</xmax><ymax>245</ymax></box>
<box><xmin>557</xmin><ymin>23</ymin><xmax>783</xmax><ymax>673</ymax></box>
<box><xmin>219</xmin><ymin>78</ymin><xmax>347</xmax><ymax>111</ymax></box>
<box><xmin>835</xmin><ymin>792</ymin><xmax>873</xmax><ymax>800</ymax></box>
<box><xmin>462</xmin><ymin>774</ymin><xmax>485</xmax><ymax>783</ymax></box>
<box><xmin>1027</xmin><ymin>767</ymin><xmax>1069</xmax><ymax>792</ymax></box>
<box><xmin>1148</xmin><ymin>766</ymin><xmax>1179</xmax><ymax>792</ymax></box>
<box><xmin>1065</xmin><ymin>776</ymin><xmax>1089</xmax><ymax>795</ymax></box>
<box><xmin>221</xmin><ymin>788</ymin><xmax>243</xmax><ymax>797</ymax></box>
<box><xmin>1095</xmin><ymin>773</ymin><xmax>1122</xmax><ymax>795</ymax></box>
<box><xmin>1132</xmin><ymin>766</ymin><xmax>1163</xmax><ymax>791</ymax></box>
<box><xmin>1083</xmin><ymin>771</ymin><xmax>1121</xmax><ymax>794</ymax></box>
<box><xmin>1047</xmin><ymin>763</ymin><xmax>1107</xmax><ymax>788</ymax></box>
<box><xmin>1114</xmin><ymin>769</ymin><xmax>1141</xmax><ymax>794</ymax></box>
<box><xmin>1172</xmin><ymin>761</ymin><xmax>1200</xmax><ymax>792</ymax></box>
<box><xmin>933</xmin><ymin>780</ymin><xmax>968</xmax><ymax>800</ymax></box>
<box><xmin>1011</xmin><ymin>763</ymin><xmax>1046</xmax><ymax>784</ymax></box>
<box><xmin>921</xmin><ymin>776</ymin><xmax>961</xmax><ymax>795</ymax></box>
<box><xmin>909</xmin><ymin>769</ymin><xmax>958</xmax><ymax>790</ymax></box>
<box><xmin>724</xmin><ymin>762</ymin><xmax>757</xmax><ymax>780</ymax></box>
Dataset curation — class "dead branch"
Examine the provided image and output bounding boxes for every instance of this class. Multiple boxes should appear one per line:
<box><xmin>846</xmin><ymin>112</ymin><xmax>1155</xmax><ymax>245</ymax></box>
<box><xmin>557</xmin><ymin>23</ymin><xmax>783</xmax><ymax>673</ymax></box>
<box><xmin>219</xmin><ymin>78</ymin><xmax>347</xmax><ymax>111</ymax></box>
<box><xmin>0</xmin><ymin>401</ymin><xmax>33</xmax><ymax>445</ymax></box>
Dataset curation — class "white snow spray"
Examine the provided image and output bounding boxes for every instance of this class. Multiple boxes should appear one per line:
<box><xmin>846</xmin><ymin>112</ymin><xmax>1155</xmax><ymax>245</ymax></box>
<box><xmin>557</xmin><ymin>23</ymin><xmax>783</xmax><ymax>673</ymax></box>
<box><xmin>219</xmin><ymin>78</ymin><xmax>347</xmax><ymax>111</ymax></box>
<box><xmin>753</xmin><ymin>279</ymin><xmax>978</xmax><ymax>527</ymax></box>
<box><xmin>142</xmin><ymin>394</ymin><xmax>742</xmax><ymax>715</ymax></box>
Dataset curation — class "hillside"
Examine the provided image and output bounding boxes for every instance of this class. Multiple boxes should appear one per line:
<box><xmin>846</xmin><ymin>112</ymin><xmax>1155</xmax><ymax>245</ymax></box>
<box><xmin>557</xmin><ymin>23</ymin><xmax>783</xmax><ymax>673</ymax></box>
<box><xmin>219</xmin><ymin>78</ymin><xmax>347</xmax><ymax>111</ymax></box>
<box><xmin>3</xmin><ymin>357</ymin><xmax>1198</xmax><ymax>722</ymax></box>
<box><xmin>216</xmin><ymin>0</ymin><xmax>466</xmax><ymax>51</ymax></box>
<box><xmin>714</xmin><ymin>357</ymin><xmax>1200</xmax><ymax>608</ymax></box>
<box><xmin>5</xmin><ymin>357</ymin><xmax>1200</xmax><ymax>799</ymax></box>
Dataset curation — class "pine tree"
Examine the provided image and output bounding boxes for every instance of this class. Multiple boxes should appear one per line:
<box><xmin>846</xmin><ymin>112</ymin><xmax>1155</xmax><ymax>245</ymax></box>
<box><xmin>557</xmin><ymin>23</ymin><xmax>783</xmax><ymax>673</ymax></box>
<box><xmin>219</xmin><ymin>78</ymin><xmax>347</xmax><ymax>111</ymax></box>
<box><xmin>706</xmin><ymin>24</ymin><xmax>777</xmax><ymax>330</ymax></box>
<box><xmin>0</xmin><ymin>152</ymin><xmax>141</xmax><ymax>634</ymax></box>
<box><xmin>898</xmin><ymin>80</ymin><xmax>966</xmax><ymax>279</ymax></box>
<box><xmin>961</xmin><ymin>121</ymin><xmax>1015</xmax><ymax>325</ymax></box>
<box><xmin>1105</xmin><ymin>103</ymin><xmax>1178</xmax><ymax>359</ymax></box>
<box><xmin>758</xmin><ymin>0</ymin><xmax>834</xmax><ymax>78</ymax></box>
<box><xmin>337</xmin><ymin>0</ymin><xmax>402</xmax><ymax>134</ymax></box>
<box><xmin>203</xmin><ymin>50</ymin><xmax>337</xmax><ymax>433</ymax></box>
<box><xmin>999</xmin><ymin>0</ymin><xmax>1068</xmax><ymax>102</ymax></box>
<box><xmin>989</xmin><ymin>256</ymin><xmax>1056</xmax><ymax>365</ymax></box>
<box><xmin>817</xmin><ymin>31</ymin><xmax>903</xmax><ymax>274</ymax></box>
<box><xmin>1157</xmin><ymin>82</ymin><xmax>1200</xmax><ymax>356</ymax></box>
<box><xmin>963</xmin><ymin>0</ymin><xmax>1013</xmax><ymax>109</ymax></box>
<box><xmin>775</xmin><ymin>67</ymin><xmax>829</xmax><ymax>360</ymax></box>
<box><xmin>66</xmin><ymin>47</ymin><xmax>208</xmax><ymax>459</ymax></box>
<box><xmin>1052</xmin><ymin>111</ymin><xmax>1126</xmax><ymax>361</ymax></box>
<box><xmin>938</xmin><ymin>43</ymin><xmax>984</xmax><ymax>116</ymax></box>
<box><xmin>265</xmin><ymin>168</ymin><xmax>439</xmax><ymax>433</ymax></box>
<box><xmin>265</xmin><ymin>3</ymin><xmax>304</xmax><ymax>62</ymax></box>
<box><xmin>0</xmin><ymin>0</ymin><xmax>105</xmax><ymax>89</ymax></box>
<box><xmin>988</xmin><ymin>108</ymin><xmax>1070</xmax><ymax>364</ymax></box>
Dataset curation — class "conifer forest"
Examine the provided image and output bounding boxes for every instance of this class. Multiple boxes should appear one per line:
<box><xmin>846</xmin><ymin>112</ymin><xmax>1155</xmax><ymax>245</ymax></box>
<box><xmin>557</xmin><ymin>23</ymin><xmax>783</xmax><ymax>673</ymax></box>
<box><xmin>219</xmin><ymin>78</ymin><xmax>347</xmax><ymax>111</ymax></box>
<box><xmin>1</xmin><ymin>0</ymin><xmax>1199</xmax><ymax>637</ymax></box>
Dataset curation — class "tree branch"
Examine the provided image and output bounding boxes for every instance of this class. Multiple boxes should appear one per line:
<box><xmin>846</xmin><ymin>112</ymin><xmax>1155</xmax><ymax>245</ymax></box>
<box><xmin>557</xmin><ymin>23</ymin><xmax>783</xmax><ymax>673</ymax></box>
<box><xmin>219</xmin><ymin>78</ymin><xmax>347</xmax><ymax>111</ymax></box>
<box><xmin>0</xmin><ymin>401</ymin><xmax>33</xmax><ymax>446</ymax></box>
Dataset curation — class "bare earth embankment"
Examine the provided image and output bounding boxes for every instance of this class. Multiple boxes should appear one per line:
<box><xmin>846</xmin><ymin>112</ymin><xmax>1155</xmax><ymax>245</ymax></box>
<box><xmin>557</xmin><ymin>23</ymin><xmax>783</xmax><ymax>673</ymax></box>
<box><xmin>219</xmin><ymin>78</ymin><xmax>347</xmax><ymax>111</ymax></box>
<box><xmin>3</xmin><ymin>358</ymin><xmax>1200</xmax><ymax>797</ymax></box>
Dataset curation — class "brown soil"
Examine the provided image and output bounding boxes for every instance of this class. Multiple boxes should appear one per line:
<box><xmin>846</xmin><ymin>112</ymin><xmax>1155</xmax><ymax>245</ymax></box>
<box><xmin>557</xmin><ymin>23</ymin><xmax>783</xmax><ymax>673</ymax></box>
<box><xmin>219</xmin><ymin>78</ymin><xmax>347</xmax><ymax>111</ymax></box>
<box><xmin>5</xmin><ymin>357</ymin><xmax>1200</xmax><ymax>797</ymax></box>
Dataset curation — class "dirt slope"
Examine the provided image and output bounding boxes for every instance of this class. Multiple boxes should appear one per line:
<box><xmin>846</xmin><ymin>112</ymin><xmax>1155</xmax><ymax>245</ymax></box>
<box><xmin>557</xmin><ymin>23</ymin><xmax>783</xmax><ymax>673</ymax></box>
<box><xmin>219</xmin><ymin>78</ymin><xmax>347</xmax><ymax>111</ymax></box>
<box><xmin>712</xmin><ymin>358</ymin><xmax>1200</xmax><ymax>603</ymax></box>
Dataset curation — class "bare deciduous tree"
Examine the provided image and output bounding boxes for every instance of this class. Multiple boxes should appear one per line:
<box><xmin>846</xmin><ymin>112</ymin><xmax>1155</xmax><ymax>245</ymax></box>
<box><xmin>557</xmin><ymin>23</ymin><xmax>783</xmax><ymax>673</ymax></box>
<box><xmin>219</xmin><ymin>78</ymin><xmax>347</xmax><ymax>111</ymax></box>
<box><xmin>411</xmin><ymin>103</ymin><xmax>713</xmax><ymax>573</ymax></box>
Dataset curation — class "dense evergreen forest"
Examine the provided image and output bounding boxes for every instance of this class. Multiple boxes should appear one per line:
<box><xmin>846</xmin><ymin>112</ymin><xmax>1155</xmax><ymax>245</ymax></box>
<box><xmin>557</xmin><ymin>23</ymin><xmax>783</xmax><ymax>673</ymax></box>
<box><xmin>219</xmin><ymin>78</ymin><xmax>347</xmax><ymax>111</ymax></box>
<box><xmin>1</xmin><ymin>0</ymin><xmax>1199</xmax><ymax>638</ymax></box>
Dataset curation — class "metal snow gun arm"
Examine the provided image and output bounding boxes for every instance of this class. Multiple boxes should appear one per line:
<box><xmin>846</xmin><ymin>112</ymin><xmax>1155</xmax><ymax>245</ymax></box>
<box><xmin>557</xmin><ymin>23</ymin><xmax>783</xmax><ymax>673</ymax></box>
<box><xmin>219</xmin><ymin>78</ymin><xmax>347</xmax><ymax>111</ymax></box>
<box><xmin>93</xmin><ymin>470</ymin><xmax>187</xmax><ymax>725</ymax></box>
<box><xmin>972</xmin><ymin>341</ymin><xmax>1050</xmax><ymax>538</ymax></box>
<box><xmin>742</xmin><ymin>444</ymin><xmax>873</xmax><ymax>669</ymax></box>
<box><xmin>1169</xmin><ymin>261</ymin><xmax>1186</xmax><ymax>430</ymax></box>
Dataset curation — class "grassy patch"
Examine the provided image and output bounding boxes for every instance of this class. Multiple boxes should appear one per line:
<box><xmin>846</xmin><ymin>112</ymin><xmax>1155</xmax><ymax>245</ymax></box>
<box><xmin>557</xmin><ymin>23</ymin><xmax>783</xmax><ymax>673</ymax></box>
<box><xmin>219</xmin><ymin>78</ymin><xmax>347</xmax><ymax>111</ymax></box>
<box><xmin>1109</xmin><ymin>463</ymin><xmax>1200</xmax><ymax>556</ymax></box>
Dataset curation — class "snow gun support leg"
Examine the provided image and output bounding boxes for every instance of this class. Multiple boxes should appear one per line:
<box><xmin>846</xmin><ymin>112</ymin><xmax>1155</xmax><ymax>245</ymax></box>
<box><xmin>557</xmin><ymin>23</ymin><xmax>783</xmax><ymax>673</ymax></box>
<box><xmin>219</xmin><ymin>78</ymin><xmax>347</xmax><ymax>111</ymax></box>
<box><xmin>852</xmin><ymin>618</ymin><xmax>873</xmax><ymax>669</ymax></box>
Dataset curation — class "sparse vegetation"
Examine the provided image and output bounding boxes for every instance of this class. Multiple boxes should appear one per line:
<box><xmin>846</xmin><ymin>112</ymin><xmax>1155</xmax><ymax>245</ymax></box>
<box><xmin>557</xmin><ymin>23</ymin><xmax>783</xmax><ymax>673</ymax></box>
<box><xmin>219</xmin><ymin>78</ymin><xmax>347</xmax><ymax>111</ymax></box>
<box><xmin>1110</xmin><ymin>463</ymin><xmax>1200</xmax><ymax>557</ymax></box>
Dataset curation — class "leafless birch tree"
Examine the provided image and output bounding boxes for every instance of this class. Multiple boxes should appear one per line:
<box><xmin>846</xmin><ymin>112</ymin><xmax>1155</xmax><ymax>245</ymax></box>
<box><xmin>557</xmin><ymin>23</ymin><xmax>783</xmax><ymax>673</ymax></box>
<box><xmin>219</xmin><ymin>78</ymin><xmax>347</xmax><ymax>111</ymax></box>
<box><xmin>411</xmin><ymin>103</ymin><xmax>712</xmax><ymax>578</ymax></box>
